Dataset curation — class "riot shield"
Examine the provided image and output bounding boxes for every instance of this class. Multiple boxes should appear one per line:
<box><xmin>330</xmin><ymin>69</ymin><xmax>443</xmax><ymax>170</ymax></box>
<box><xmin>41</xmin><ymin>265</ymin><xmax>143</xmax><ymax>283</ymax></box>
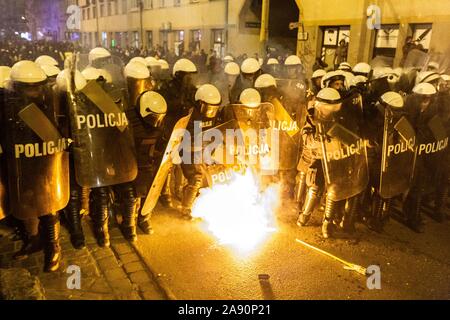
<box><xmin>379</xmin><ymin>110</ymin><xmax>416</xmax><ymax>199</ymax></box>
<box><xmin>417</xmin><ymin>114</ymin><xmax>449</xmax><ymax>195</ymax></box>
<box><xmin>265</xmin><ymin>97</ymin><xmax>300</xmax><ymax>170</ymax></box>
<box><xmin>403</xmin><ymin>49</ymin><xmax>428</xmax><ymax>70</ymax></box>
<box><xmin>318</xmin><ymin>119</ymin><xmax>369</xmax><ymax>202</ymax></box>
<box><xmin>67</xmin><ymin>54</ymin><xmax>138</xmax><ymax>188</ymax></box>
<box><xmin>3</xmin><ymin>86</ymin><xmax>70</xmax><ymax>220</ymax></box>
<box><xmin>230</xmin><ymin>103</ymin><xmax>280</xmax><ymax>175</ymax></box>
<box><xmin>193</xmin><ymin>119</ymin><xmax>244</xmax><ymax>187</ymax></box>
<box><xmin>140</xmin><ymin>109</ymin><xmax>193</xmax><ymax>216</ymax></box>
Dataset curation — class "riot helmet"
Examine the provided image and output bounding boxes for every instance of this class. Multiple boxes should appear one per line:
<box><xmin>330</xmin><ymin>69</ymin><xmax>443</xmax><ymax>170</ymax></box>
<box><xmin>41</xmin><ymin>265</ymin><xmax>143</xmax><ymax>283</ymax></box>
<box><xmin>124</xmin><ymin>61</ymin><xmax>153</xmax><ymax>106</ymax></box>
<box><xmin>35</xmin><ymin>55</ymin><xmax>59</xmax><ymax>67</ymax></box>
<box><xmin>195</xmin><ymin>84</ymin><xmax>222</xmax><ymax>119</ymax></box>
<box><xmin>353</xmin><ymin>62</ymin><xmax>372</xmax><ymax>77</ymax></box>
<box><xmin>314</xmin><ymin>88</ymin><xmax>342</xmax><ymax>120</ymax></box>
<box><xmin>284</xmin><ymin>55</ymin><xmax>302</xmax><ymax>79</ymax></box>
<box><xmin>139</xmin><ymin>91</ymin><xmax>167</xmax><ymax>127</ymax></box>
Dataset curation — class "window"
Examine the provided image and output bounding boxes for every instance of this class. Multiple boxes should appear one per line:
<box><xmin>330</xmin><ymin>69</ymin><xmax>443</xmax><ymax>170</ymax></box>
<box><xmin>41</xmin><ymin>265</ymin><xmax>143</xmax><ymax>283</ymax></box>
<box><xmin>174</xmin><ymin>30</ymin><xmax>185</xmax><ymax>42</ymax></box>
<box><xmin>212</xmin><ymin>29</ymin><xmax>224</xmax><ymax>44</ymax></box>
<box><xmin>190</xmin><ymin>29</ymin><xmax>201</xmax><ymax>51</ymax></box>
<box><xmin>159</xmin><ymin>0</ymin><xmax>165</xmax><ymax>8</ymax></box>
<box><xmin>174</xmin><ymin>0</ymin><xmax>181</xmax><ymax>6</ymax></box>
<box><xmin>212</xmin><ymin>29</ymin><xmax>225</xmax><ymax>57</ymax></box>
<box><xmin>133</xmin><ymin>31</ymin><xmax>140</xmax><ymax>48</ymax></box>
<box><xmin>320</xmin><ymin>26</ymin><xmax>350</xmax><ymax>68</ymax></box>
<box><xmin>411</xmin><ymin>23</ymin><xmax>433</xmax><ymax>52</ymax></box>
<box><xmin>92</xmin><ymin>5</ymin><xmax>97</xmax><ymax>19</ymax></box>
<box><xmin>122</xmin><ymin>0</ymin><xmax>127</xmax><ymax>13</ymax></box>
<box><xmin>114</xmin><ymin>0</ymin><xmax>119</xmax><ymax>15</ymax></box>
<box><xmin>107</xmin><ymin>1</ymin><xmax>112</xmax><ymax>16</ymax></box>
<box><xmin>372</xmin><ymin>24</ymin><xmax>400</xmax><ymax>60</ymax></box>
<box><xmin>144</xmin><ymin>0</ymin><xmax>153</xmax><ymax>9</ymax></box>
<box><xmin>100</xmin><ymin>4</ymin><xmax>105</xmax><ymax>17</ymax></box>
<box><xmin>146</xmin><ymin>31</ymin><xmax>153</xmax><ymax>49</ymax></box>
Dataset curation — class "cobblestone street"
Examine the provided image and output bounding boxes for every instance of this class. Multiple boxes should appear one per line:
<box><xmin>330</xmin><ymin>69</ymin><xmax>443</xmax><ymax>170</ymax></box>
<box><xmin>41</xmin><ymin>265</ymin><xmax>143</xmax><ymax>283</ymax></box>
<box><xmin>0</xmin><ymin>218</ymin><xmax>167</xmax><ymax>300</ymax></box>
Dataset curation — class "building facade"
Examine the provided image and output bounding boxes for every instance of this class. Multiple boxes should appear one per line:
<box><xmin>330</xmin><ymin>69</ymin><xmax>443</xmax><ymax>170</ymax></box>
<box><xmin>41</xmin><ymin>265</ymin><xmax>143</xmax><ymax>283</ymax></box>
<box><xmin>77</xmin><ymin>0</ymin><xmax>266</xmax><ymax>56</ymax></box>
<box><xmin>295</xmin><ymin>0</ymin><xmax>450</xmax><ymax>72</ymax></box>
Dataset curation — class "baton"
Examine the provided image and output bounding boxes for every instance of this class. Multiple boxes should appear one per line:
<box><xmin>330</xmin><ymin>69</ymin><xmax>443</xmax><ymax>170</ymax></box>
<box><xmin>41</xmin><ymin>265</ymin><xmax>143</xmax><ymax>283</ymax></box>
<box><xmin>296</xmin><ymin>239</ymin><xmax>367</xmax><ymax>276</ymax></box>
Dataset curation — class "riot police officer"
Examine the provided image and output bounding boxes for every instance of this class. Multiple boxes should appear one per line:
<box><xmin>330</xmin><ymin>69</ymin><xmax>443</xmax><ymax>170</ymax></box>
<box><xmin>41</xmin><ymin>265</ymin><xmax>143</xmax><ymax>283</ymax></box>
<box><xmin>366</xmin><ymin>92</ymin><xmax>415</xmax><ymax>232</ymax></box>
<box><xmin>403</xmin><ymin>83</ymin><xmax>444</xmax><ymax>232</ymax></box>
<box><xmin>230</xmin><ymin>58</ymin><xmax>261</xmax><ymax>104</ymax></box>
<box><xmin>3</xmin><ymin>61</ymin><xmax>70</xmax><ymax>272</ymax></box>
<box><xmin>159</xmin><ymin>58</ymin><xmax>198</xmax><ymax>209</ymax></box>
<box><xmin>67</xmin><ymin>48</ymin><xmax>138</xmax><ymax>246</ymax></box>
<box><xmin>56</xmin><ymin>69</ymin><xmax>88</xmax><ymax>249</ymax></box>
<box><xmin>123</xmin><ymin>61</ymin><xmax>167</xmax><ymax>235</ymax></box>
<box><xmin>180</xmin><ymin>84</ymin><xmax>222</xmax><ymax>219</ymax></box>
<box><xmin>296</xmin><ymin>89</ymin><xmax>334</xmax><ymax>227</ymax></box>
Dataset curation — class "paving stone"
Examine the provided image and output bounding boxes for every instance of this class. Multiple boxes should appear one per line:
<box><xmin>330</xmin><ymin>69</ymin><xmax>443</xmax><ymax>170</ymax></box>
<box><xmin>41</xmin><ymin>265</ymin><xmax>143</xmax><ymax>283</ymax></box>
<box><xmin>96</xmin><ymin>256</ymin><xmax>119</xmax><ymax>270</ymax></box>
<box><xmin>123</xmin><ymin>261</ymin><xmax>144</xmax><ymax>274</ymax></box>
<box><xmin>110</xmin><ymin>278</ymin><xmax>134</xmax><ymax>292</ymax></box>
<box><xmin>91</xmin><ymin>248</ymin><xmax>114</xmax><ymax>260</ymax></box>
<box><xmin>142</xmin><ymin>290</ymin><xmax>165</xmax><ymax>301</ymax></box>
<box><xmin>0</xmin><ymin>268</ymin><xmax>46</xmax><ymax>300</ymax></box>
<box><xmin>129</xmin><ymin>270</ymin><xmax>151</xmax><ymax>284</ymax></box>
<box><xmin>119</xmin><ymin>252</ymin><xmax>139</xmax><ymax>264</ymax></box>
<box><xmin>104</xmin><ymin>267</ymin><xmax>128</xmax><ymax>281</ymax></box>
<box><xmin>112</xmin><ymin>242</ymin><xmax>133</xmax><ymax>255</ymax></box>
<box><xmin>88</xmin><ymin>279</ymin><xmax>112</xmax><ymax>294</ymax></box>
<box><xmin>116</xmin><ymin>291</ymin><xmax>141</xmax><ymax>300</ymax></box>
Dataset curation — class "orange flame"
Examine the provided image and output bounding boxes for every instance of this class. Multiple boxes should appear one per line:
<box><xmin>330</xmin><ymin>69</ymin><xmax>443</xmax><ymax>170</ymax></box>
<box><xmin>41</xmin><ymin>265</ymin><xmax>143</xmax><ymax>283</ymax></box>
<box><xmin>192</xmin><ymin>168</ymin><xmax>280</xmax><ymax>254</ymax></box>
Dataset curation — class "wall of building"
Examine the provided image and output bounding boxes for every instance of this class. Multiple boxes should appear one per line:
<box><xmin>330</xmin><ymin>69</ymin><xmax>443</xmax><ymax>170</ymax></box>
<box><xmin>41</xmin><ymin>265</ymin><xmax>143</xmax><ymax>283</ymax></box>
<box><xmin>79</xmin><ymin>0</ymin><xmax>263</xmax><ymax>56</ymax></box>
<box><xmin>295</xmin><ymin>0</ymin><xmax>450</xmax><ymax>73</ymax></box>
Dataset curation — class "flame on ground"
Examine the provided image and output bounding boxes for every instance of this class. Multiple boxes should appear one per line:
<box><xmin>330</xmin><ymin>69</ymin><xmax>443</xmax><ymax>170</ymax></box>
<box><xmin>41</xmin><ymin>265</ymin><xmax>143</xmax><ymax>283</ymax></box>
<box><xmin>191</xmin><ymin>168</ymin><xmax>280</xmax><ymax>254</ymax></box>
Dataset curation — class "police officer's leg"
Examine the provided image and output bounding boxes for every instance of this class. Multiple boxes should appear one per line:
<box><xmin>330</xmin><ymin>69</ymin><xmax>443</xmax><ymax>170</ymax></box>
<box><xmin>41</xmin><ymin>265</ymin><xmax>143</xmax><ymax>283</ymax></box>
<box><xmin>368</xmin><ymin>193</ymin><xmax>383</xmax><ymax>232</ymax></box>
<box><xmin>322</xmin><ymin>193</ymin><xmax>344</xmax><ymax>239</ymax></box>
<box><xmin>294</xmin><ymin>171</ymin><xmax>307</xmax><ymax>206</ymax></box>
<box><xmin>65</xmin><ymin>181</ymin><xmax>86</xmax><ymax>249</ymax></box>
<box><xmin>403</xmin><ymin>159</ymin><xmax>425</xmax><ymax>233</ymax></box>
<box><xmin>181</xmin><ymin>163</ymin><xmax>203</xmax><ymax>219</ymax></box>
<box><xmin>116</xmin><ymin>182</ymin><xmax>138</xmax><ymax>242</ymax></box>
<box><xmin>342</xmin><ymin>194</ymin><xmax>361</xmax><ymax>234</ymax></box>
<box><xmin>39</xmin><ymin>213</ymin><xmax>61</xmax><ymax>273</ymax></box>
<box><xmin>137</xmin><ymin>197</ymin><xmax>154</xmax><ymax>235</ymax></box>
<box><xmin>432</xmin><ymin>169</ymin><xmax>448</xmax><ymax>222</ymax></box>
<box><xmin>297</xmin><ymin>165</ymin><xmax>323</xmax><ymax>227</ymax></box>
<box><xmin>91</xmin><ymin>187</ymin><xmax>111</xmax><ymax>247</ymax></box>
<box><xmin>13</xmin><ymin>218</ymin><xmax>41</xmax><ymax>260</ymax></box>
<box><xmin>81</xmin><ymin>187</ymin><xmax>90</xmax><ymax>216</ymax></box>
<box><xmin>160</xmin><ymin>166</ymin><xmax>176</xmax><ymax>208</ymax></box>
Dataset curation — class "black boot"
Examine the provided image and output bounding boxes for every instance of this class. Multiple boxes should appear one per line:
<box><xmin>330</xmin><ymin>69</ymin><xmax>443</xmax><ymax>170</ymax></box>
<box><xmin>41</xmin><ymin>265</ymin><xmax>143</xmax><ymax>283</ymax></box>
<box><xmin>322</xmin><ymin>196</ymin><xmax>338</xmax><ymax>239</ymax></box>
<box><xmin>297</xmin><ymin>186</ymin><xmax>319</xmax><ymax>227</ymax></box>
<box><xmin>13</xmin><ymin>234</ymin><xmax>42</xmax><ymax>260</ymax></box>
<box><xmin>181</xmin><ymin>184</ymin><xmax>201</xmax><ymax>220</ymax></box>
<box><xmin>368</xmin><ymin>195</ymin><xmax>383</xmax><ymax>232</ymax></box>
<box><xmin>91</xmin><ymin>187</ymin><xmax>111</xmax><ymax>247</ymax></box>
<box><xmin>120</xmin><ymin>184</ymin><xmax>138</xmax><ymax>242</ymax></box>
<box><xmin>432</xmin><ymin>186</ymin><xmax>447</xmax><ymax>222</ymax></box>
<box><xmin>66</xmin><ymin>188</ymin><xmax>86</xmax><ymax>249</ymax></box>
<box><xmin>138</xmin><ymin>214</ymin><xmax>154</xmax><ymax>235</ymax></box>
<box><xmin>40</xmin><ymin>214</ymin><xmax>61</xmax><ymax>273</ymax></box>
<box><xmin>342</xmin><ymin>195</ymin><xmax>359</xmax><ymax>234</ymax></box>
<box><xmin>160</xmin><ymin>169</ymin><xmax>176</xmax><ymax>208</ymax></box>
<box><xmin>405</xmin><ymin>192</ymin><xmax>425</xmax><ymax>233</ymax></box>
<box><xmin>80</xmin><ymin>187</ymin><xmax>91</xmax><ymax>215</ymax></box>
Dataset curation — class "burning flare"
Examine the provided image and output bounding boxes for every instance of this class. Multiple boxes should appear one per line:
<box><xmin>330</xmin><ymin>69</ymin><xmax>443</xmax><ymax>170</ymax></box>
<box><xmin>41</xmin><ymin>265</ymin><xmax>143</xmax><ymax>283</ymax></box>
<box><xmin>192</xmin><ymin>168</ymin><xmax>280</xmax><ymax>253</ymax></box>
